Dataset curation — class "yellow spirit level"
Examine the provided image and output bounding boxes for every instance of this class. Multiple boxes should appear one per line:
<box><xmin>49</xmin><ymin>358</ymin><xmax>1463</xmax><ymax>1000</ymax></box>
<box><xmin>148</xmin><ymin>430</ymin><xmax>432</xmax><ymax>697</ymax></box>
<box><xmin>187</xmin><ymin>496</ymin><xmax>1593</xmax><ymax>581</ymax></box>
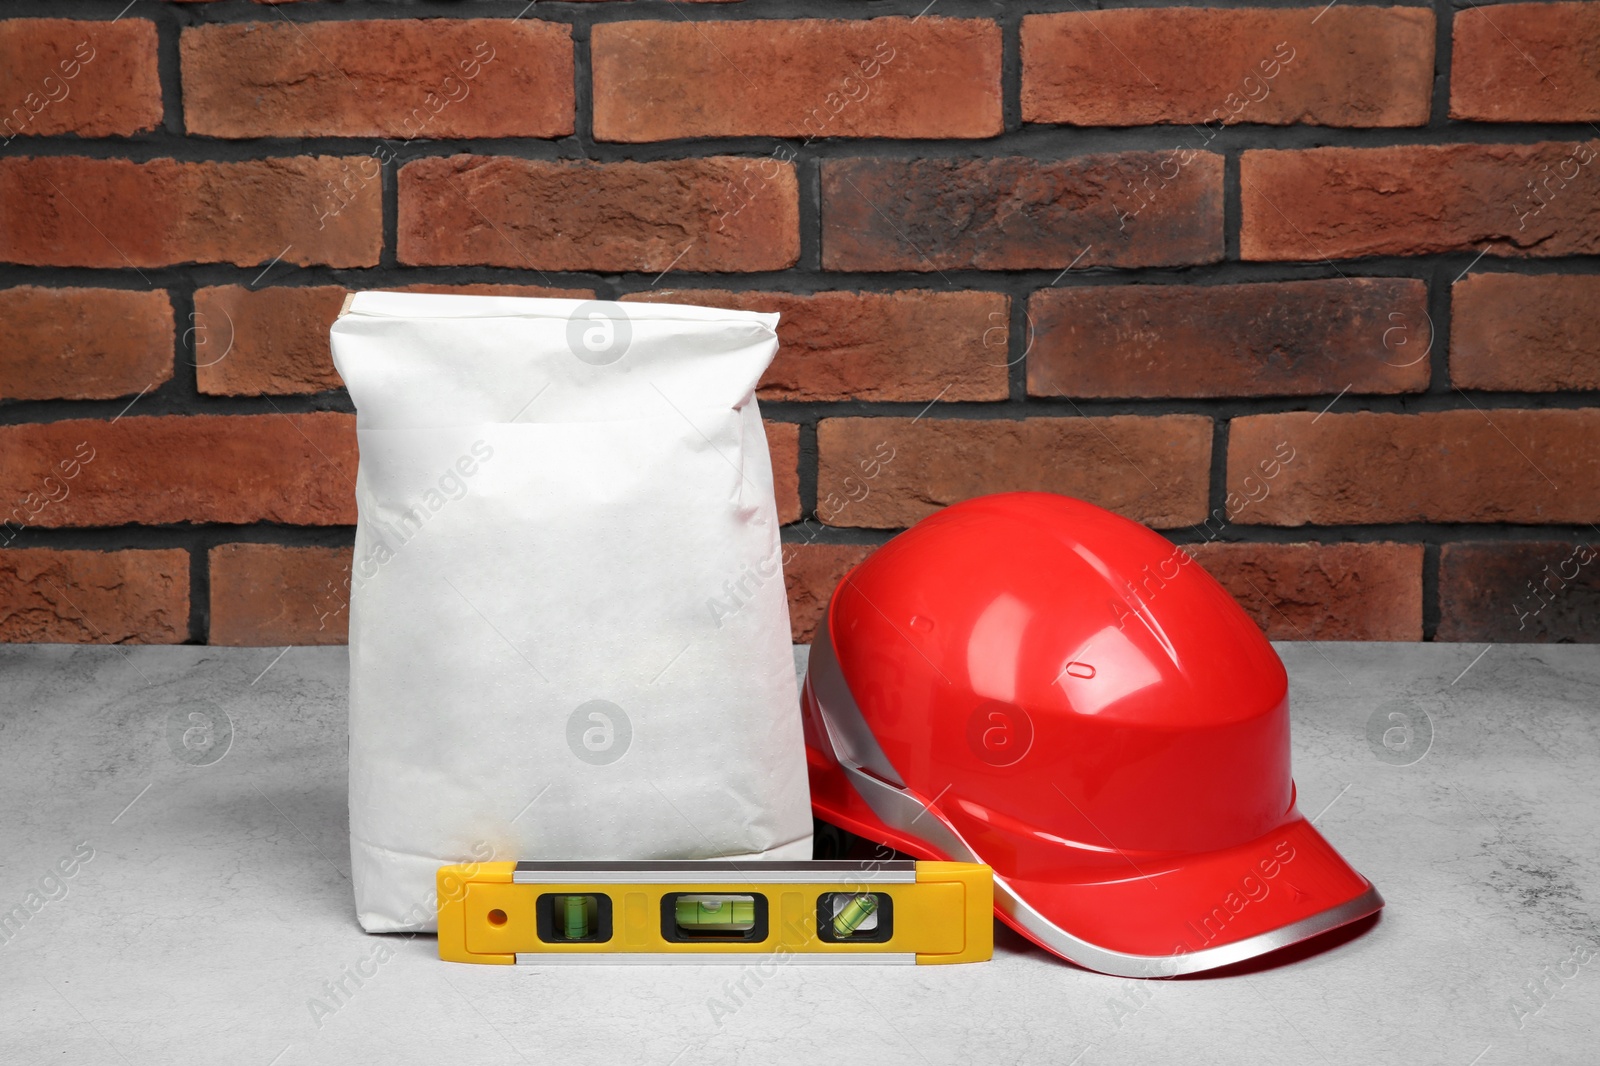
<box><xmin>437</xmin><ymin>860</ymin><xmax>992</xmax><ymax>965</ymax></box>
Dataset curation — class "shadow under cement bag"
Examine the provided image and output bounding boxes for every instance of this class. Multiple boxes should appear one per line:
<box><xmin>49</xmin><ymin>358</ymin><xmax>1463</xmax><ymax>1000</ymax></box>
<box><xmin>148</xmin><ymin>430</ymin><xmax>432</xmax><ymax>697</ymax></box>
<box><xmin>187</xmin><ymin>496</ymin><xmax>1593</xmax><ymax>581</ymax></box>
<box><xmin>331</xmin><ymin>291</ymin><xmax>812</xmax><ymax>932</ymax></box>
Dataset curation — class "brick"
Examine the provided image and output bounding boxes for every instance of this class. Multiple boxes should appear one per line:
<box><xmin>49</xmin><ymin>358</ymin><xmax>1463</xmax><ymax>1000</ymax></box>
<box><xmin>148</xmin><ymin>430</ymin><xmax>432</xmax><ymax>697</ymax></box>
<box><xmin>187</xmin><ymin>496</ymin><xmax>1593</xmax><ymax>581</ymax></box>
<box><xmin>622</xmin><ymin>289</ymin><xmax>1008</xmax><ymax>402</ymax></box>
<box><xmin>1240</xmin><ymin>142</ymin><xmax>1600</xmax><ymax>261</ymax></box>
<box><xmin>1227</xmin><ymin>410</ymin><xmax>1600</xmax><ymax>525</ymax></box>
<box><xmin>1438</xmin><ymin>541</ymin><xmax>1600</xmax><ymax>642</ymax></box>
<box><xmin>182</xmin><ymin>20</ymin><xmax>573</xmax><ymax>139</ymax></box>
<box><xmin>0</xmin><ymin>549</ymin><xmax>188</xmax><ymax>644</ymax></box>
<box><xmin>592</xmin><ymin>18</ymin><xmax>1000</xmax><ymax>141</ymax></box>
<box><xmin>1028</xmin><ymin>279</ymin><xmax>1429</xmax><ymax>399</ymax></box>
<box><xmin>766</xmin><ymin>421</ymin><xmax>800</xmax><ymax>525</ymax></box>
<box><xmin>1451</xmin><ymin>2</ymin><xmax>1600</xmax><ymax>122</ymax></box>
<box><xmin>0</xmin><ymin>156</ymin><xmax>381</xmax><ymax>269</ymax></box>
<box><xmin>816</xmin><ymin>416</ymin><xmax>1212</xmax><ymax>529</ymax></box>
<box><xmin>1186</xmin><ymin>541</ymin><xmax>1423</xmax><ymax>641</ymax></box>
<box><xmin>0</xmin><ymin>19</ymin><xmax>163</xmax><ymax>140</ymax></box>
<box><xmin>821</xmin><ymin>154</ymin><xmax>1223</xmax><ymax>272</ymax></box>
<box><xmin>194</xmin><ymin>286</ymin><xmax>346</xmax><ymax>396</ymax></box>
<box><xmin>209</xmin><ymin>543</ymin><xmax>352</xmax><ymax>645</ymax></box>
<box><xmin>782</xmin><ymin>542</ymin><xmax>874</xmax><ymax>643</ymax></box>
<box><xmin>0</xmin><ymin>287</ymin><xmax>173</xmax><ymax>401</ymax></box>
<box><xmin>0</xmin><ymin>415</ymin><xmax>355</xmax><ymax>527</ymax></box>
<box><xmin>399</xmin><ymin>155</ymin><xmax>798</xmax><ymax>272</ymax></box>
<box><xmin>1022</xmin><ymin>7</ymin><xmax>1432</xmax><ymax>128</ymax></box>
<box><xmin>194</xmin><ymin>283</ymin><xmax>594</xmax><ymax>396</ymax></box>
<box><xmin>1451</xmin><ymin>274</ymin><xmax>1600</xmax><ymax>392</ymax></box>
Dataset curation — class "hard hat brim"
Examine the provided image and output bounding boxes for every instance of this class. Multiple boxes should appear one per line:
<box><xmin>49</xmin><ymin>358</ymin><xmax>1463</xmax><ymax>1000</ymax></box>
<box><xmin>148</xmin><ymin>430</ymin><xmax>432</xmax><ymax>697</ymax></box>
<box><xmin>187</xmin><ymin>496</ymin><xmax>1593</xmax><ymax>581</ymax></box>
<box><xmin>993</xmin><ymin>813</ymin><xmax>1384</xmax><ymax>975</ymax></box>
<box><xmin>805</xmin><ymin>622</ymin><xmax>1383</xmax><ymax>977</ymax></box>
<box><xmin>809</xmin><ymin>747</ymin><xmax>1383</xmax><ymax>977</ymax></box>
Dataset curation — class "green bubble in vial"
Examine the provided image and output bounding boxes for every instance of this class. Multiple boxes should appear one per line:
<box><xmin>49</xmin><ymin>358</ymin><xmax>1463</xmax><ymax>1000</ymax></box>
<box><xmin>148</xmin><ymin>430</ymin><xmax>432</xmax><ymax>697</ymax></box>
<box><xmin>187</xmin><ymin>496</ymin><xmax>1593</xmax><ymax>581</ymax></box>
<box><xmin>563</xmin><ymin>895</ymin><xmax>589</xmax><ymax>939</ymax></box>
<box><xmin>675</xmin><ymin>897</ymin><xmax>755</xmax><ymax>930</ymax></box>
<box><xmin>832</xmin><ymin>894</ymin><xmax>877</xmax><ymax>937</ymax></box>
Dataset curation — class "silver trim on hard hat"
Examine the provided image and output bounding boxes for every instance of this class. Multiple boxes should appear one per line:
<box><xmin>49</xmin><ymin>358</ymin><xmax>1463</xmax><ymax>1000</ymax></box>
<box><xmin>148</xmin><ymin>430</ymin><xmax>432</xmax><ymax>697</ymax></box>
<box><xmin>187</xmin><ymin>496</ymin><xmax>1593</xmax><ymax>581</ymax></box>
<box><xmin>808</xmin><ymin>609</ymin><xmax>1384</xmax><ymax>979</ymax></box>
<box><xmin>806</xmin><ymin>616</ymin><xmax>905</xmax><ymax>787</ymax></box>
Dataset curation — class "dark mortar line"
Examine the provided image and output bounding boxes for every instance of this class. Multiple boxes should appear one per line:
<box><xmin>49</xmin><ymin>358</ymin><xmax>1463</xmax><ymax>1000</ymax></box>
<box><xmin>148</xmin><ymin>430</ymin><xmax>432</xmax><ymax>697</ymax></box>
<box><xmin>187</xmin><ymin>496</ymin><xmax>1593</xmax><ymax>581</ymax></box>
<box><xmin>797</xmin><ymin>421</ymin><xmax>820</xmax><ymax>519</ymax></box>
<box><xmin>9</xmin><ymin>387</ymin><xmax>1600</xmax><ymax>429</ymax></box>
<box><xmin>1427</xmin><ymin>257</ymin><xmax>1455</xmax><ymax>395</ymax></box>
<box><xmin>167</xmin><ymin>282</ymin><xmax>200</xmax><ymax>408</ymax></box>
<box><xmin>1</xmin><ymin>524</ymin><xmax>357</xmax><ymax>554</ymax></box>
<box><xmin>9</xmin><ymin>254</ymin><xmax>1600</xmax><ymax>305</ymax></box>
<box><xmin>10</xmin><ymin>121</ymin><xmax>1599</xmax><ymax>163</ymax></box>
<box><xmin>380</xmin><ymin>152</ymin><xmax>401</xmax><ymax>272</ymax></box>
<box><xmin>999</xmin><ymin>3</ymin><xmax>1023</xmax><ymax>136</ymax></box>
<box><xmin>1430</xmin><ymin>0</ymin><xmax>1454</xmax><ymax>131</ymax></box>
<box><xmin>187</xmin><ymin>531</ymin><xmax>208</xmax><ymax>644</ymax></box>
<box><xmin>1207</xmin><ymin>418</ymin><xmax>1231</xmax><ymax>525</ymax></box>
<box><xmin>1423</xmin><ymin>541</ymin><xmax>1442</xmax><ymax>641</ymax></box>
<box><xmin>1222</xmin><ymin>149</ymin><xmax>1242</xmax><ymax>263</ymax></box>
<box><xmin>569</xmin><ymin>6</ymin><xmax>597</xmax><ymax>159</ymax></box>
<box><xmin>10</xmin><ymin>520</ymin><xmax>1599</xmax><ymax>555</ymax></box>
<box><xmin>1006</xmin><ymin>282</ymin><xmax>1030</xmax><ymax>402</ymax></box>
<box><xmin>153</xmin><ymin>0</ymin><xmax>184</xmax><ymax>139</ymax></box>
<box><xmin>798</xmin><ymin>154</ymin><xmax>823</xmax><ymax>275</ymax></box>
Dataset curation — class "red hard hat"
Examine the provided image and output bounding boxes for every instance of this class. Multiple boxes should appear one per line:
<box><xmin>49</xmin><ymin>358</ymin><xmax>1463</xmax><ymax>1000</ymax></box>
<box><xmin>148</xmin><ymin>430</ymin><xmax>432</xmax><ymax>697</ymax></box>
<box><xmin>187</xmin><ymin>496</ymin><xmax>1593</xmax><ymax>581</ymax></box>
<box><xmin>802</xmin><ymin>492</ymin><xmax>1382</xmax><ymax>977</ymax></box>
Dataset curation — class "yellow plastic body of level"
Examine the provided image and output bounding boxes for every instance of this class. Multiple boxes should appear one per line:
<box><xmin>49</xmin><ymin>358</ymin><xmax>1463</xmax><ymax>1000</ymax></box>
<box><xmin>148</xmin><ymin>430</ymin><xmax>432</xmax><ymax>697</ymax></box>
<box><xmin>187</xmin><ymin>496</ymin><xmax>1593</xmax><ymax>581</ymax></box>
<box><xmin>436</xmin><ymin>859</ymin><xmax>992</xmax><ymax>966</ymax></box>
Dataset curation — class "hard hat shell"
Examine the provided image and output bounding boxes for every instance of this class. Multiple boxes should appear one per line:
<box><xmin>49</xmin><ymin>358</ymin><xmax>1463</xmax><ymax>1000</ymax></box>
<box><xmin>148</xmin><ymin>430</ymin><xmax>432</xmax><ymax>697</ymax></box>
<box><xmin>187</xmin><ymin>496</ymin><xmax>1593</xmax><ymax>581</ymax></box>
<box><xmin>802</xmin><ymin>492</ymin><xmax>1382</xmax><ymax>976</ymax></box>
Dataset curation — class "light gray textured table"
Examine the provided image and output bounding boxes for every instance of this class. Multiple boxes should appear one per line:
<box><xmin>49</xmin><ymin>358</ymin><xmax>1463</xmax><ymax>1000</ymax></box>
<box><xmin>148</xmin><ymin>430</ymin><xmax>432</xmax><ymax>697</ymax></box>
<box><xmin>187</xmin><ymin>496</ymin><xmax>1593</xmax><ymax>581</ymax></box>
<box><xmin>1</xmin><ymin>643</ymin><xmax>1596</xmax><ymax>1065</ymax></box>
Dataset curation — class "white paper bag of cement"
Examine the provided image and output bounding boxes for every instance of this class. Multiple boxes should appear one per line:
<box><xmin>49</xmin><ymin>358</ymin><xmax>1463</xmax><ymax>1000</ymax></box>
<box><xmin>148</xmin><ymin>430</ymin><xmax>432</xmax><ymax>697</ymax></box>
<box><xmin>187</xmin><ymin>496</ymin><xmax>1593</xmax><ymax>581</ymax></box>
<box><xmin>331</xmin><ymin>291</ymin><xmax>810</xmax><ymax>932</ymax></box>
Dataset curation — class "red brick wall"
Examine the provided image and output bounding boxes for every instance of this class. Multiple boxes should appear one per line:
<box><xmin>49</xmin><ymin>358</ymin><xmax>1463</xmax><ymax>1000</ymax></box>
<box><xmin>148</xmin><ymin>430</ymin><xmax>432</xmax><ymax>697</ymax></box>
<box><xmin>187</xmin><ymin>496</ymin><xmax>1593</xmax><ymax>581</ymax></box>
<box><xmin>2</xmin><ymin>2</ymin><xmax>1597</xmax><ymax>647</ymax></box>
